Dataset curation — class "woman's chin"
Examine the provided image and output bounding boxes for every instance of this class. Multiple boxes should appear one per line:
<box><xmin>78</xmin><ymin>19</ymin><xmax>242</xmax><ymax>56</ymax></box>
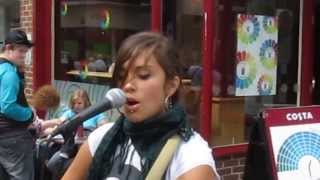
<box><xmin>126</xmin><ymin>115</ymin><xmax>142</xmax><ymax>123</ymax></box>
<box><xmin>124</xmin><ymin>112</ymin><xmax>144</xmax><ymax>123</ymax></box>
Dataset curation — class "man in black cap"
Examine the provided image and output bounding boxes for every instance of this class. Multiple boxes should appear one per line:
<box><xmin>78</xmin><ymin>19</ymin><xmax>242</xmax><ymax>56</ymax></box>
<box><xmin>0</xmin><ymin>30</ymin><xmax>35</xmax><ymax>180</ymax></box>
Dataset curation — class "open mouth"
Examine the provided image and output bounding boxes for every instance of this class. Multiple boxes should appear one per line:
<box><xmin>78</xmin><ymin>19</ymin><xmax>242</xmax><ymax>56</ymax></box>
<box><xmin>125</xmin><ymin>98</ymin><xmax>140</xmax><ymax>113</ymax></box>
<box><xmin>127</xmin><ymin>99</ymin><xmax>139</xmax><ymax>106</ymax></box>
<box><xmin>126</xmin><ymin>98</ymin><xmax>139</xmax><ymax>106</ymax></box>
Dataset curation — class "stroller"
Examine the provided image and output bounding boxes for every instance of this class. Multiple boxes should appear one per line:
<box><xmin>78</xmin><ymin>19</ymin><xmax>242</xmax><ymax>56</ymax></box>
<box><xmin>0</xmin><ymin>134</ymin><xmax>78</xmax><ymax>180</ymax></box>
<box><xmin>35</xmin><ymin>129</ymin><xmax>79</xmax><ymax>180</ymax></box>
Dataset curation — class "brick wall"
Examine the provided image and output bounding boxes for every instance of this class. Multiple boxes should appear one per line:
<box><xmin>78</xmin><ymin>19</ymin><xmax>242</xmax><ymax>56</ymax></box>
<box><xmin>20</xmin><ymin>0</ymin><xmax>34</xmax><ymax>99</ymax></box>
<box><xmin>216</xmin><ymin>154</ymin><xmax>246</xmax><ymax>180</ymax></box>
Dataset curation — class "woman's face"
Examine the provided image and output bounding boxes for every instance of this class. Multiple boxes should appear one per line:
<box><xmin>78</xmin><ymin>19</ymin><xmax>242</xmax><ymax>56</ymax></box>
<box><xmin>120</xmin><ymin>54</ymin><xmax>179</xmax><ymax>123</ymax></box>
<box><xmin>73</xmin><ymin>98</ymin><xmax>86</xmax><ymax>113</ymax></box>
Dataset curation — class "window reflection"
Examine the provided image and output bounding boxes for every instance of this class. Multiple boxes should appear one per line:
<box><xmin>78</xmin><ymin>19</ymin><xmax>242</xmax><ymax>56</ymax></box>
<box><xmin>162</xmin><ymin>0</ymin><xmax>204</xmax><ymax>132</ymax></box>
<box><xmin>54</xmin><ymin>0</ymin><xmax>150</xmax><ymax>85</ymax></box>
<box><xmin>212</xmin><ymin>0</ymin><xmax>300</xmax><ymax>146</ymax></box>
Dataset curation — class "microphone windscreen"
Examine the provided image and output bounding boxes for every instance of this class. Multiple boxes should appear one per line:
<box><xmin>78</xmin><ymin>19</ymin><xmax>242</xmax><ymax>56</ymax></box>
<box><xmin>106</xmin><ymin>88</ymin><xmax>126</xmax><ymax>108</ymax></box>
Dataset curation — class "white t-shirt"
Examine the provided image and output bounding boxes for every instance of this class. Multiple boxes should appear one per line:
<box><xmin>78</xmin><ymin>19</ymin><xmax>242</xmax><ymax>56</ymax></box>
<box><xmin>88</xmin><ymin>123</ymin><xmax>220</xmax><ymax>180</ymax></box>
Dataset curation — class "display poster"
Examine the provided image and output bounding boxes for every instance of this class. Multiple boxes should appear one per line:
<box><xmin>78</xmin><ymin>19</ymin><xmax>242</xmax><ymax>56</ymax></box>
<box><xmin>236</xmin><ymin>14</ymin><xmax>278</xmax><ymax>96</ymax></box>
<box><xmin>264</xmin><ymin>106</ymin><xmax>320</xmax><ymax>180</ymax></box>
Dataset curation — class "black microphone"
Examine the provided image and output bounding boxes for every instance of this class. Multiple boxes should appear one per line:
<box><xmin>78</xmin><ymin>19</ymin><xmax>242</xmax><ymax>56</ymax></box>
<box><xmin>47</xmin><ymin>88</ymin><xmax>126</xmax><ymax>139</ymax></box>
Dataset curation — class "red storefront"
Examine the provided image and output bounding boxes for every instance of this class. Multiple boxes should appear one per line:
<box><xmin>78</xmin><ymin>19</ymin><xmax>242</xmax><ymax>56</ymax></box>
<box><xmin>28</xmin><ymin>0</ymin><xmax>316</xmax><ymax>179</ymax></box>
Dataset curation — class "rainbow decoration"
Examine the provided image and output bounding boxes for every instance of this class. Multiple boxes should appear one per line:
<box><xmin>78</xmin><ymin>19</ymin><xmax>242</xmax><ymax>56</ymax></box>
<box><xmin>277</xmin><ymin>132</ymin><xmax>320</xmax><ymax>172</ymax></box>
<box><xmin>100</xmin><ymin>10</ymin><xmax>111</xmax><ymax>30</ymax></box>
<box><xmin>236</xmin><ymin>14</ymin><xmax>277</xmax><ymax>96</ymax></box>
<box><xmin>237</xmin><ymin>15</ymin><xmax>260</xmax><ymax>44</ymax></box>
<box><xmin>257</xmin><ymin>74</ymin><xmax>273</xmax><ymax>95</ymax></box>
<box><xmin>263</xmin><ymin>16</ymin><xmax>277</xmax><ymax>34</ymax></box>
<box><xmin>235</xmin><ymin>51</ymin><xmax>257</xmax><ymax>89</ymax></box>
<box><xmin>79</xmin><ymin>65</ymin><xmax>88</xmax><ymax>80</ymax></box>
<box><xmin>61</xmin><ymin>1</ymin><xmax>68</xmax><ymax>16</ymax></box>
<box><xmin>260</xmin><ymin>39</ymin><xmax>277</xmax><ymax>69</ymax></box>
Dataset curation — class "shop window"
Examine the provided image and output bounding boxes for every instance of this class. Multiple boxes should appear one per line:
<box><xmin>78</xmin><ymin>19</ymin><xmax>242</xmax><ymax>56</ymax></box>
<box><xmin>163</xmin><ymin>0</ymin><xmax>204</xmax><ymax>132</ymax></box>
<box><xmin>162</xmin><ymin>0</ymin><xmax>301</xmax><ymax>147</ymax></box>
<box><xmin>54</xmin><ymin>0</ymin><xmax>150</xmax><ymax>85</ymax></box>
<box><xmin>212</xmin><ymin>0</ymin><xmax>300</xmax><ymax>146</ymax></box>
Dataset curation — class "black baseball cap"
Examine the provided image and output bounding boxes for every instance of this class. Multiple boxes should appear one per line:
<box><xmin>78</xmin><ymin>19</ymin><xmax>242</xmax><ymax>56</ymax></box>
<box><xmin>4</xmin><ymin>30</ymin><xmax>33</xmax><ymax>48</ymax></box>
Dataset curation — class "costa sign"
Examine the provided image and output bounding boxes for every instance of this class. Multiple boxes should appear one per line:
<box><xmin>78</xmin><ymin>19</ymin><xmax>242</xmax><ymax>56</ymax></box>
<box><xmin>286</xmin><ymin>112</ymin><xmax>313</xmax><ymax>121</ymax></box>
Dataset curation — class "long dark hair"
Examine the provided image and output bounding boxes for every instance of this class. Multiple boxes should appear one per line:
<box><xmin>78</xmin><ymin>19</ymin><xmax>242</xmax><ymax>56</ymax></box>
<box><xmin>87</xmin><ymin>32</ymin><xmax>193</xmax><ymax>180</ymax></box>
<box><xmin>112</xmin><ymin>32</ymin><xmax>182</xmax><ymax>104</ymax></box>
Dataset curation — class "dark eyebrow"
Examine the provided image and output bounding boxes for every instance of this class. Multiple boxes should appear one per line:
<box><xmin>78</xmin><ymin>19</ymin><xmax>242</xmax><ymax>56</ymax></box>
<box><xmin>120</xmin><ymin>62</ymin><xmax>152</xmax><ymax>78</ymax></box>
<box><xmin>136</xmin><ymin>65</ymin><xmax>151</xmax><ymax>70</ymax></box>
<box><xmin>133</xmin><ymin>65</ymin><xmax>153</xmax><ymax>73</ymax></box>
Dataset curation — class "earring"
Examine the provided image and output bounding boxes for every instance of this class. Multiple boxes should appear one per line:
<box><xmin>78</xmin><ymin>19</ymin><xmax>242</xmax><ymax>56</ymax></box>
<box><xmin>164</xmin><ymin>96</ymin><xmax>173</xmax><ymax>111</ymax></box>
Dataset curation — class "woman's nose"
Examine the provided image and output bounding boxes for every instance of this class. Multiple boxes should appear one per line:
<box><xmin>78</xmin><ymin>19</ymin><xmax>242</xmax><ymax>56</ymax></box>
<box><xmin>122</xmin><ymin>80</ymin><xmax>135</xmax><ymax>92</ymax></box>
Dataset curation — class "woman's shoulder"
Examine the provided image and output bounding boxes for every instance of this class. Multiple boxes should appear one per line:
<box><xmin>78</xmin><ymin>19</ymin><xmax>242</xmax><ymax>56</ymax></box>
<box><xmin>166</xmin><ymin>131</ymin><xmax>218</xmax><ymax>179</ymax></box>
<box><xmin>174</xmin><ymin>132</ymin><xmax>214</xmax><ymax>164</ymax></box>
<box><xmin>180</xmin><ymin>131</ymin><xmax>210</xmax><ymax>149</ymax></box>
<box><xmin>87</xmin><ymin>122</ymin><xmax>114</xmax><ymax>155</ymax></box>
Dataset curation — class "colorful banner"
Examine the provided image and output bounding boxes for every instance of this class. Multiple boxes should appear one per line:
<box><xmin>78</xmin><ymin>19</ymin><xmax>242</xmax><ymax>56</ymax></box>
<box><xmin>235</xmin><ymin>14</ymin><xmax>278</xmax><ymax>96</ymax></box>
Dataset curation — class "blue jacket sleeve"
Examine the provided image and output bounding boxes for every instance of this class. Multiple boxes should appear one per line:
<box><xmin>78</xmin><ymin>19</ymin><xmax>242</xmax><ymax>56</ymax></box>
<box><xmin>81</xmin><ymin>113</ymin><xmax>107</xmax><ymax>130</ymax></box>
<box><xmin>0</xmin><ymin>70</ymin><xmax>33</xmax><ymax>122</ymax></box>
<box><xmin>95</xmin><ymin>113</ymin><xmax>107</xmax><ymax>123</ymax></box>
<box><xmin>60</xmin><ymin>109</ymin><xmax>75</xmax><ymax>120</ymax></box>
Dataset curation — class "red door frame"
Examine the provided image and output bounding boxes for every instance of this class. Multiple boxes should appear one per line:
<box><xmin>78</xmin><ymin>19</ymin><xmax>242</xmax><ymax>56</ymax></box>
<box><xmin>200</xmin><ymin>0</ymin><xmax>215</xmax><ymax>142</ymax></box>
<box><xmin>300</xmin><ymin>0</ymin><xmax>315</xmax><ymax>106</ymax></box>
<box><xmin>34</xmin><ymin>0</ymin><xmax>162</xmax><ymax>89</ymax></box>
<box><xmin>151</xmin><ymin>0</ymin><xmax>162</xmax><ymax>32</ymax></box>
<box><xmin>33</xmin><ymin>0</ymin><xmax>52</xmax><ymax>90</ymax></box>
<box><xmin>151</xmin><ymin>0</ymin><xmax>214</xmax><ymax>142</ymax></box>
<box><xmin>32</xmin><ymin>0</ymin><xmax>315</xmax><ymax>156</ymax></box>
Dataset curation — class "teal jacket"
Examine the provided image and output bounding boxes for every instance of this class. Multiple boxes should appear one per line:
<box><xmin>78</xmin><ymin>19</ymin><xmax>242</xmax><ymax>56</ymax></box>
<box><xmin>0</xmin><ymin>59</ymin><xmax>33</xmax><ymax>122</ymax></box>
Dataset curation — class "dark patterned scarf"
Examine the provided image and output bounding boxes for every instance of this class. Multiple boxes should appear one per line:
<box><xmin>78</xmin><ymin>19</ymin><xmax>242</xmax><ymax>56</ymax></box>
<box><xmin>87</xmin><ymin>105</ymin><xmax>193</xmax><ymax>180</ymax></box>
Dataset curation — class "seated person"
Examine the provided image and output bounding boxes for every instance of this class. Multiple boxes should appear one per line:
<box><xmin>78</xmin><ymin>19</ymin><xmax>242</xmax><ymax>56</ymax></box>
<box><xmin>88</xmin><ymin>54</ymin><xmax>107</xmax><ymax>72</ymax></box>
<box><xmin>94</xmin><ymin>54</ymin><xmax>108</xmax><ymax>72</ymax></box>
<box><xmin>30</xmin><ymin>85</ymin><xmax>65</xmax><ymax>137</ymax></box>
<box><xmin>60</xmin><ymin>89</ymin><xmax>108</xmax><ymax>132</ymax></box>
<box><xmin>187</xmin><ymin>65</ymin><xmax>202</xmax><ymax>86</ymax></box>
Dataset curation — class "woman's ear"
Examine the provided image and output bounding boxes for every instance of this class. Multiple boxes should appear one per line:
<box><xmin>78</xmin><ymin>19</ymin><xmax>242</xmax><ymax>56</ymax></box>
<box><xmin>165</xmin><ymin>76</ymin><xmax>180</xmax><ymax>97</ymax></box>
